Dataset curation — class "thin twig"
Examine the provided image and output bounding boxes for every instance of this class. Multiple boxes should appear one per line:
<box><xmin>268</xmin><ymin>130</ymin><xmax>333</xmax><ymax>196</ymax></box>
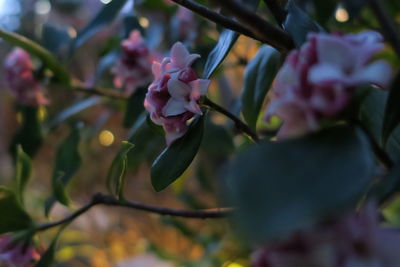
<box><xmin>35</xmin><ymin>193</ymin><xmax>231</xmax><ymax>232</ymax></box>
<box><xmin>213</xmin><ymin>0</ymin><xmax>294</xmax><ymax>52</ymax></box>
<box><xmin>170</xmin><ymin>0</ymin><xmax>293</xmax><ymax>52</ymax></box>
<box><xmin>202</xmin><ymin>97</ymin><xmax>260</xmax><ymax>143</ymax></box>
<box><xmin>262</xmin><ymin>0</ymin><xmax>287</xmax><ymax>26</ymax></box>
<box><xmin>369</xmin><ymin>0</ymin><xmax>400</xmax><ymax>58</ymax></box>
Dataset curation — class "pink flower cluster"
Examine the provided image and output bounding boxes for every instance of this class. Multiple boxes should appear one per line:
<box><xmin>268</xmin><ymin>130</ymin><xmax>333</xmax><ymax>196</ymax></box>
<box><xmin>251</xmin><ymin>203</ymin><xmax>400</xmax><ymax>267</ymax></box>
<box><xmin>4</xmin><ymin>48</ymin><xmax>48</xmax><ymax>106</ymax></box>
<box><xmin>112</xmin><ymin>30</ymin><xmax>153</xmax><ymax>95</ymax></box>
<box><xmin>266</xmin><ymin>31</ymin><xmax>392</xmax><ymax>139</ymax></box>
<box><xmin>144</xmin><ymin>42</ymin><xmax>210</xmax><ymax>146</ymax></box>
<box><xmin>0</xmin><ymin>235</ymin><xmax>40</xmax><ymax>267</ymax></box>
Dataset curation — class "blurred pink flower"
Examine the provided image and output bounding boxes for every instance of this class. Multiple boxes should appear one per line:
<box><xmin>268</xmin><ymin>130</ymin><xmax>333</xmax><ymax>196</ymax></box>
<box><xmin>266</xmin><ymin>31</ymin><xmax>392</xmax><ymax>139</ymax></box>
<box><xmin>172</xmin><ymin>7</ymin><xmax>197</xmax><ymax>41</ymax></box>
<box><xmin>4</xmin><ymin>48</ymin><xmax>48</xmax><ymax>106</ymax></box>
<box><xmin>144</xmin><ymin>42</ymin><xmax>210</xmax><ymax>146</ymax></box>
<box><xmin>251</xmin><ymin>203</ymin><xmax>400</xmax><ymax>267</ymax></box>
<box><xmin>0</xmin><ymin>234</ymin><xmax>40</xmax><ymax>267</ymax></box>
<box><xmin>112</xmin><ymin>30</ymin><xmax>153</xmax><ymax>94</ymax></box>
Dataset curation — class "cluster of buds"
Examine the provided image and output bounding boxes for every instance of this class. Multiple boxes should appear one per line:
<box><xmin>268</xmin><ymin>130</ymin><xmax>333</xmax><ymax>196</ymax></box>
<box><xmin>144</xmin><ymin>42</ymin><xmax>210</xmax><ymax>145</ymax></box>
<box><xmin>4</xmin><ymin>48</ymin><xmax>48</xmax><ymax>107</ymax></box>
<box><xmin>0</xmin><ymin>234</ymin><xmax>40</xmax><ymax>267</ymax></box>
<box><xmin>112</xmin><ymin>30</ymin><xmax>153</xmax><ymax>95</ymax></box>
<box><xmin>265</xmin><ymin>31</ymin><xmax>392</xmax><ymax>139</ymax></box>
<box><xmin>251</xmin><ymin>203</ymin><xmax>400</xmax><ymax>267</ymax></box>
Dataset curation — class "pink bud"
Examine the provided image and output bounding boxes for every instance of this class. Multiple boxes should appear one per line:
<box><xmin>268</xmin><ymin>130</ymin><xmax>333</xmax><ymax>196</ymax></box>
<box><xmin>0</xmin><ymin>235</ymin><xmax>40</xmax><ymax>267</ymax></box>
<box><xmin>144</xmin><ymin>42</ymin><xmax>210</xmax><ymax>146</ymax></box>
<box><xmin>111</xmin><ymin>30</ymin><xmax>153</xmax><ymax>95</ymax></box>
<box><xmin>4</xmin><ymin>48</ymin><xmax>48</xmax><ymax>106</ymax></box>
<box><xmin>265</xmin><ymin>31</ymin><xmax>392</xmax><ymax>139</ymax></box>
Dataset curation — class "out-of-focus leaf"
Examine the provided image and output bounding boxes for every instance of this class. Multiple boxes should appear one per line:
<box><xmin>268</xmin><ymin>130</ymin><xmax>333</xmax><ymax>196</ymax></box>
<box><xmin>45</xmin><ymin>97</ymin><xmax>103</xmax><ymax>131</ymax></box>
<box><xmin>71</xmin><ymin>0</ymin><xmax>128</xmax><ymax>51</ymax></box>
<box><xmin>0</xmin><ymin>29</ymin><xmax>71</xmax><ymax>85</ymax></box>
<box><xmin>14</xmin><ymin>146</ymin><xmax>32</xmax><ymax>206</ymax></box>
<box><xmin>313</xmin><ymin>0</ymin><xmax>337</xmax><ymax>25</ymax></box>
<box><xmin>35</xmin><ymin>226</ymin><xmax>65</xmax><ymax>267</ymax></box>
<box><xmin>49</xmin><ymin>124</ymin><xmax>82</xmax><ymax>208</ymax></box>
<box><xmin>151</xmin><ymin>115</ymin><xmax>205</xmax><ymax>192</ymax></box>
<box><xmin>241</xmin><ymin>46</ymin><xmax>280</xmax><ymax>130</ymax></box>
<box><xmin>123</xmin><ymin>88</ymin><xmax>146</xmax><ymax>128</ymax></box>
<box><xmin>283</xmin><ymin>0</ymin><xmax>324</xmax><ymax>47</ymax></box>
<box><xmin>382</xmin><ymin>72</ymin><xmax>400</xmax><ymax>145</ymax></box>
<box><xmin>122</xmin><ymin>15</ymin><xmax>144</xmax><ymax>38</ymax></box>
<box><xmin>342</xmin><ymin>0</ymin><xmax>367</xmax><ymax>18</ymax></box>
<box><xmin>42</xmin><ymin>24</ymin><xmax>71</xmax><ymax>55</ymax></box>
<box><xmin>107</xmin><ymin>141</ymin><xmax>135</xmax><ymax>200</ymax></box>
<box><xmin>50</xmin><ymin>0</ymin><xmax>82</xmax><ymax>14</ymax></box>
<box><xmin>368</xmin><ymin>163</ymin><xmax>400</xmax><ymax>204</ymax></box>
<box><xmin>202</xmin><ymin>120</ymin><xmax>235</xmax><ymax>156</ymax></box>
<box><xmin>10</xmin><ymin>106</ymin><xmax>43</xmax><ymax>158</ymax></box>
<box><xmin>225</xmin><ymin>126</ymin><xmax>375</xmax><ymax>242</ymax></box>
<box><xmin>0</xmin><ymin>187</ymin><xmax>33</xmax><ymax>234</ymax></box>
<box><xmin>203</xmin><ymin>30</ymin><xmax>239</xmax><ymax>79</ymax></box>
<box><xmin>360</xmin><ymin>89</ymin><xmax>400</xmax><ymax>162</ymax></box>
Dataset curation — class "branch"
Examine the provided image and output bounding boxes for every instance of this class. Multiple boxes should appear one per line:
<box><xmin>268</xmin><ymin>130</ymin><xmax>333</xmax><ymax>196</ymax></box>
<box><xmin>262</xmin><ymin>0</ymin><xmax>287</xmax><ymax>26</ymax></box>
<box><xmin>202</xmin><ymin>97</ymin><xmax>260</xmax><ymax>143</ymax></box>
<box><xmin>369</xmin><ymin>0</ymin><xmax>400</xmax><ymax>58</ymax></box>
<box><xmin>213</xmin><ymin>0</ymin><xmax>294</xmax><ymax>52</ymax></box>
<box><xmin>71</xmin><ymin>80</ymin><xmax>129</xmax><ymax>100</ymax></box>
<box><xmin>35</xmin><ymin>193</ymin><xmax>231</xmax><ymax>232</ymax></box>
<box><xmin>170</xmin><ymin>0</ymin><xmax>293</xmax><ymax>52</ymax></box>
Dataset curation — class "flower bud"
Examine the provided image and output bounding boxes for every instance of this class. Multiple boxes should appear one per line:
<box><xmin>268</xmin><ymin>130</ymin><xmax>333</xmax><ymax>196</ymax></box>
<box><xmin>0</xmin><ymin>234</ymin><xmax>40</xmax><ymax>267</ymax></box>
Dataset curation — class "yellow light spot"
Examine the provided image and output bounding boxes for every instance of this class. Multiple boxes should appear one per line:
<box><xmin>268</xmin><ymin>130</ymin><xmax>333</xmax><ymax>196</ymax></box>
<box><xmin>100</xmin><ymin>0</ymin><xmax>112</xmax><ymax>4</ymax></box>
<box><xmin>16</xmin><ymin>112</ymin><xmax>23</xmax><ymax>125</ymax></box>
<box><xmin>99</xmin><ymin>130</ymin><xmax>115</xmax><ymax>147</ymax></box>
<box><xmin>56</xmin><ymin>247</ymin><xmax>75</xmax><ymax>261</ymax></box>
<box><xmin>335</xmin><ymin>8</ymin><xmax>349</xmax><ymax>22</ymax></box>
<box><xmin>38</xmin><ymin>106</ymin><xmax>47</xmax><ymax>121</ymax></box>
<box><xmin>139</xmin><ymin>17</ymin><xmax>150</xmax><ymax>28</ymax></box>
<box><xmin>226</xmin><ymin>263</ymin><xmax>244</xmax><ymax>267</ymax></box>
<box><xmin>67</xmin><ymin>27</ymin><xmax>77</xmax><ymax>38</ymax></box>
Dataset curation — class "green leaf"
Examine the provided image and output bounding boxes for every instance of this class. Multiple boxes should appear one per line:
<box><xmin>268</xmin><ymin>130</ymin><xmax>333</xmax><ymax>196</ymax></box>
<box><xmin>10</xmin><ymin>106</ymin><xmax>43</xmax><ymax>158</ymax></box>
<box><xmin>283</xmin><ymin>0</ymin><xmax>324</xmax><ymax>47</ymax></box>
<box><xmin>368</xmin><ymin>163</ymin><xmax>400</xmax><ymax>204</ymax></box>
<box><xmin>0</xmin><ymin>187</ymin><xmax>33</xmax><ymax>234</ymax></box>
<box><xmin>0</xmin><ymin>29</ymin><xmax>71</xmax><ymax>85</ymax></box>
<box><xmin>312</xmin><ymin>0</ymin><xmax>337</xmax><ymax>25</ymax></box>
<box><xmin>203</xmin><ymin>30</ymin><xmax>239</xmax><ymax>79</ymax></box>
<box><xmin>14</xmin><ymin>146</ymin><xmax>32</xmax><ymax>206</ymax></box>
<box><xmin>71</xmin><ymin>0</ymin><xmax>128</xmax><ymax>51</ymax></box>
<box><xmin>51</xmin><ymin>124</ymin><xmax>82</xmax><ymax>206</ymax></box>
<box><xmin>107</xmin><ymin>141</ymin><xmax>135</xmax><ymax>200</ymax></box>
<box><xmin>382</xmin><ymin>72</ymin><xmax>400</xmax><ymax>145</ymax></box>
<box><xmin>151</xmin><ymin>115</ymin><xmax>205</xmax><ymax>192</ymax></box>
<box><xmin>241</xmin><ymin>46</ymin><xmax>280</xmax><ymax>130</ymax></box>
<box><xmin>202</xmin><ymin>119</ymin><xmax>235</xmax><ymax>156</ymax></box>
<box><xmin>35</xmin><ymin>226</ymin><xmax>65</xmax><ymax>267</ymax></box>
<box><xmin>342</xmin><ymin>0</ymin><xmax>367</xmax><ymax>18</ymax></box>
<box><xmin>123</xmin><ymin>88</ymin><xmax>147</xmax><ymax>129</ymax></box>
<box><xmin>225</xmin><ymin>126</ymin><xmax>375</xmax><ymax>243</ymax></box>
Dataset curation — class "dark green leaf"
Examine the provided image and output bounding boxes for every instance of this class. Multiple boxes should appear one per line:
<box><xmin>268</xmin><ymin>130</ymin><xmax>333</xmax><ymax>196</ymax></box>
<box><xmin>10</xmin><ymin>106</ymin><xmax>43</xmax><ymax>158</ymax></box>
<box><xmin>35</xmin><ymin>226</ymin><xmax>65</xmax><ymax>267</ymax></box>
<box><xmin>225</xmin><ymin>126</ymin><xmax>375</xmax><ymax>242</ymax></box>
<box><xmin>342</xmin><ymin>0</ymin><xmax>367</xmax><ymax>18</ymax></box>
<box><xmin>107</xmin><ymin>141</ymin><xmax>135</xmax><ymax>200</ymax></box>
<box><xmin>368</xmin><ymin>163</ymin><xmax>400</xmax><ymax>204</ymax></box>
<box><xmin>202</xmin><ymin>120</ymin><xmax>235</xmax><ymax>156</ymax></box>
<box><xmin>123</xmin><ymin>88</ymin><xmax>146</xmax><ymax>128</ymax></box>
<box><xmin>0</xmin><ymin>29</ymin><xmax>71</xmax><ymax>85</ymax></box>
<box><xmin>312</xmin><ymin>0</ymin><xmax>337</xmax><ymax>25</ymax></box>
<box><xmin>50</xmin><ymin>124</ymin><xmax>82</xmax><ymax>207</ymax></box>
<box><xmin>71</xmin><ymin>0</ymin><xmax>128</xmax><ymax>51</ymax></box>
<box><xmin>382</xmin><ymin>72</ymin><xmax>400</xmax><ymax>145</ymax></box>
<box><xmin>14</xmin><ymin>146</ymin><xmax>32</xmax><ymax>206</ymax></box>
<box><xmin>151</xmin><ymin>115</ymin><xmax>205</xmax><ymax>192</ymax></box>
<box><xmin>241</xmin><ymin>46</ymin><xmax>280</xmax><ymax>130</ymax></box>
<box><xmin>0</xmin><ymin>187</ymin><xmax>33</xmax><ymax>234</ymax></box>
<box><xmin>283</xmin><ymin>0</ymin><xmax>324</xmax><ymax>47</ymax></box>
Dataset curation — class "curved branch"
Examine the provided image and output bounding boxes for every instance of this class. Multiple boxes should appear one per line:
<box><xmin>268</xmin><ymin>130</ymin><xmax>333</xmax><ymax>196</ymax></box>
<box><xmin>35</xmin><ymin>193</ymin><xmax>232</xmax><ymax>232</ymax></box>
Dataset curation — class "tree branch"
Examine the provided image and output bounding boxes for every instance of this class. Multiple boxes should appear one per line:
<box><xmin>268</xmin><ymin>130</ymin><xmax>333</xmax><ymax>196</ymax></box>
<box><xmin>170</xmin><ymin>0</ymin><xmax>293</xmax><ymax>52</ymax></box>
<box><xmin>35</xmin><ymin>193</ymin><xmax>231</xmax><ymax>232</ymax></box>
<box><xmin>202</xmin><ymin>97</ymin><xmax>260</xmax><ymax>143</ymax></box>
<box><xmin>213</xmin><ymin>0</ymin><xmax>294</xmax><ymax>52</ymax></box>
<box><xmin>369</xmin><ymin>0</ymin><xmax>400</xmax><ymax>58</ymax></box>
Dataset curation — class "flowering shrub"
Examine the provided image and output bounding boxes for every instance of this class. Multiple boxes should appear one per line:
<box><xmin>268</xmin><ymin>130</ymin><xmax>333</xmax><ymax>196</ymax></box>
<box><xmin>0</xmin><ymin>0</ymin><xmax>400</xmax><ymax>266</ymax></box>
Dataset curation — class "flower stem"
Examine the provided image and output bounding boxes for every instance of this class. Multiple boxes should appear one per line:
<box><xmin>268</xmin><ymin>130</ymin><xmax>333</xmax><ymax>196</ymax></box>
<box><xmin>35</xmin><ymin>193</ymin><xmax>231</xmax><ymax>232</ymax></box>
<box><xmin>202</xmin><ymin>97</ymin><xmax>260</xmax><ymax>143</ymax></box>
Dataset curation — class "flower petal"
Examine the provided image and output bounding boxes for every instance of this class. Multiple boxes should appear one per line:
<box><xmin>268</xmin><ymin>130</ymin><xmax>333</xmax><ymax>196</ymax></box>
<box><xmin>350</xmin><ymin>60</ymin><xmax>392</xmax><ymax>88</ymax></box>
<box><xmin>163</xmin><ymin>99</ymin><xmax>187</xmax><ymax>116</ymax></box>
<box><xmin>189</xmin><ymin>79</ymin><xmax>210</xmax><ymax>100</ymax></box>
<box><xmin>308</xmin><ymin>63</ymin><xmax>347</xmax><ymax>85</ymax></box>
<box><xmin>167</xmin><ymin>78</ymin><xmax>190</xmax><ymax>99</ymax></box>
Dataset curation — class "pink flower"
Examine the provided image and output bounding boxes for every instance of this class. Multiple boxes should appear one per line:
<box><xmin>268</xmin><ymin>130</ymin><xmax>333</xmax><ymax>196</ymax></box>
<box><xmin>4</xmin><ymin>48</ymin><xmax>48</xmax><ymax>106</ymax></box>
<box><xmin>111</xmin><ymin>30</ymin><xmax>153</xmax><ymax>94</ymax></box>
<box><xmin>251</xmin><ymin>203</ymin><xmax>400</xmax><ymax>267</ymax></box>
<box><xmin>172</xmin><ymin>7</ymin><xmax>197</xmax><ymax>41</ymax></box>
<box><xmin>0</xmin><ymin>235</ymin><xmax>40</xmax><ymax>267</ymax></box>
<box><xmin>266</xmin><ymin>31</ymin><xmax>392</xmax><ymax>139</ymax></box>
<box><xmin>144</xmin><ymin>42</ymin><xmax>210</xmax><ymax>145</ymax></box>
